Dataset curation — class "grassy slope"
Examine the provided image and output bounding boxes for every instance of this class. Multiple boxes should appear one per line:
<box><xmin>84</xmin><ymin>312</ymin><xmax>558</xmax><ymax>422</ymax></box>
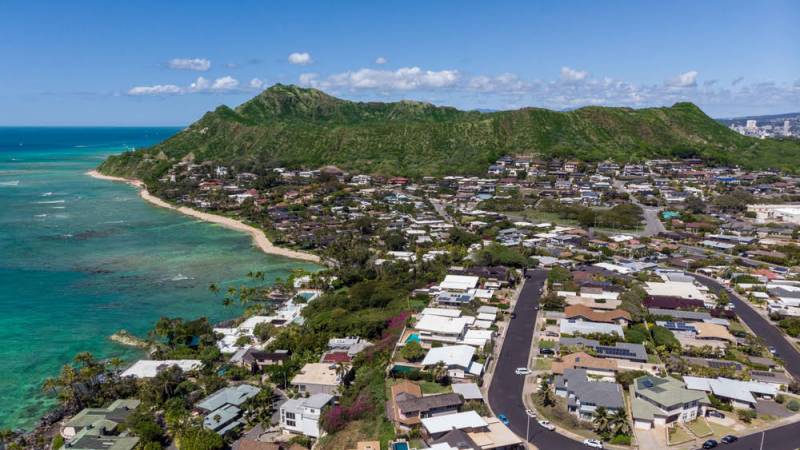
<box><xmin>98</xmin><ymin>84</ymin><xmax>800</xmax><ymax>179</ymax></box>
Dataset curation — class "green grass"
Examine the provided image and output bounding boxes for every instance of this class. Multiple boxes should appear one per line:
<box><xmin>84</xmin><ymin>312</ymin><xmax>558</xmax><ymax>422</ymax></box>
<box><xmin>539</xmin><ymin>340</ymin><xmax>556</xmax><ymax>349</ymax></box>
<box><xmin>667</xmin><ymin>425</ymin><xmax>694</xmax><ymax>445</ymax></box>
<box><xmin>685</xmin><ymin>418</ymin><xmax>713</xmax><ymax>437</ymax></box>
<box><xmin>419</xmin><ymin>380</ymin><xmax>452</xmax><ymax>394</ymax></box>
<box><xmin>534</xmin><ymin>358</ymin><xmax>552</xmax><ymax>370</ymax></box>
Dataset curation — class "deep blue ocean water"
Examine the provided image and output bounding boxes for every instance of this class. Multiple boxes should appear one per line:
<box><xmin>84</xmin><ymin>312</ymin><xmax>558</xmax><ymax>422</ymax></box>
<box><xmin>0</xmin><ymin>127</ymin><xmax>317</xmax><ymax>429</ymax></box>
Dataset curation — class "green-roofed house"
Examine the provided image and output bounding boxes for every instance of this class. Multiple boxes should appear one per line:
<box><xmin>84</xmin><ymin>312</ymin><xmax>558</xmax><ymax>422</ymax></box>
<box><xmin>630</xmin><ymin>376</ymin><xmax>708</xmax><ymax>430</ymax></box>
<box><xmin>59</xmin><ymin>399</ymin><xmax>141</xmax><ymax>450</ymax></box>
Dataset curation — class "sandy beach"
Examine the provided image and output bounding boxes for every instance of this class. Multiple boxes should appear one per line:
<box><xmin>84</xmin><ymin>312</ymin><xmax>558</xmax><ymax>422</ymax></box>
<box><xmin>86</xmin><ymin>170</ymin><xmax>321</xmax><ymax>263</ymax></box>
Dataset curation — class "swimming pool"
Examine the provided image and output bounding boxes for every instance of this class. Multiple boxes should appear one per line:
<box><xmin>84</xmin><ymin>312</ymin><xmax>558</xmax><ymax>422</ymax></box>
<box><xmin>405</xmin><ymin>333</ymin><xmax>421</xmax><ymax>344</ymax></box>
<box><xmin>391</xmin><ymin>442</ymin><xmax>409</xmax><ymax>450</ymax></box>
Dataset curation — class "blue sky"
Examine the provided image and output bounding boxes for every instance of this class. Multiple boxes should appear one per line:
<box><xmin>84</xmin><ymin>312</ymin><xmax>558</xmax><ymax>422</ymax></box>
<box><xmin>1</xmin><ymin>0</ymin><xmax>798</xmax><ymax>125</ymax></box>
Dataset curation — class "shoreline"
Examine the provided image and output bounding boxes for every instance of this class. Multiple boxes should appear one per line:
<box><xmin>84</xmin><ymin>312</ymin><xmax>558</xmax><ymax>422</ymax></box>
<box><xmin>86</xmin><ymin>170</ymin><xmax>321</xmax><ymax>264</ymax></box>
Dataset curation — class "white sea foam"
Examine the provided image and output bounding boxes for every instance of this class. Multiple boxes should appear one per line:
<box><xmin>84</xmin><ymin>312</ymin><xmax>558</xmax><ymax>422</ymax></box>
<box><xmin>34</xmin><ymin>214</ymin><xmax>48</xmax><ymax>218</ymax></box>
<box><xmin>51</xmin><ymin>206</ymin><xmax>66</xmax><ymax>209</ymax></box>
<box><xmin>36</xmin><ymin>200</ymin><xmax>65</xmax><ymax>204</ymax></box>
<box><xmin>41</xmin><ymin>192</ymin><xmax>54</xmax><ymax>196</ymax></box>
<box><xmin>170</xmin><ymin>274</ymin><xmax>193</xmax><ymax>281</ymax></box>
<box><xmin>0</xmin><ymin>180</ymin><xmax>20</xmax><ymax>186</ymax></box>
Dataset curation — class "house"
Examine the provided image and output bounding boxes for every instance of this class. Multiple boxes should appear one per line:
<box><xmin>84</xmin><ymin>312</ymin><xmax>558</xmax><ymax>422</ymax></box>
<box><xmin>683</xmin><ymin>376</ymin><xmax>777</xmax><ymax>409</ymax></box>
<box><xmin>422</xmin><ymin>412</ymin><xmax>523</xmax><ymax>449</ymax></box>
<box><xmin>196</xmin><ymin>384</ymin><xmax>261</xmax><ymax>434</ymax></box>
<box><xmin>551</xmin><ymin>352</ymin><xmax>617</xmax><ymax>377</ymax></box>
<box><xmin>291</xmin><ymin>363</ymin><xmax>346</xmax><ymax>396</ymax></box>
<box><xmin>439</xmin><ymin>275</ymin><xmax>480</xmax><ymax>293</ymax></box>
<box><xmin>387</xmin><ymin>380</ymin><xmax>463</xmax><ymax>429</ymax></box>
<box><xmin>421</xmin><ymin>345</ymin><xmax>483</xmax><ymax>379</ymax></box>
<box><xmin>60</xmin><ymin>399</ymin><xmax>141</xmax><ymax>441</ymax></box>
<box><xmin>644</xmin><ymin>281</ymin><xmax>709</xmax><ymax>302</ymax></box>
<box><xmin>560</xmin><ymin>319</ymin><xmax>624</xmax><ymax>336</ymax></box>
<box><xmin>279</xmin><ymin>393</ymin><xmax>335</xmax><ymax>438</ymax></box>
<box><xmin>233</xmin><ymin>348</ymin><xmax>290</xmax><ymax>371</ymax></box>
<box><xmin>559</xmin><ymin>337</ymin><xmax>648</xmax><ymax>363</ymax></box>
<box><xmin>563</xmin><ymin>305</ymin><xmax>632</xmax><ymax>326</ymax></box>
<box><xmin>750</xmin><ymin>370</ymin><xmax>793</xmax><ymax>388</ymax></box>
<box><xmin>630</xmin><ymin>376</ymin><xmax>708</xmax><ymax>429</ymax></box>
<box><xmin>414</xmin><ymin>313</ymin><xmax>472</xmax><ymax>344</ymax></box>
<box><xmin>554</xmin><ymin>369</ymin><xmax>625</xmax><ymax>420</ymax></box>
<box><xmin>121</xmin><ymin>359</ymin><xmax>202</xmax><ymax>378</ymax></box>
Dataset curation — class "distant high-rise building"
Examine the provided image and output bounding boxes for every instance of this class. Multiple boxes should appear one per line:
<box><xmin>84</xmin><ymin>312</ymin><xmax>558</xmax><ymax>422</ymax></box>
<box><xmin>785</xmin><ymin>120</ymin><xmax>791</xmax><ymax>134</ymax></box>
<box><xmin>746</xmin><ymin>119</ymin><xmax>757</xmax><ymax>130</ymax></box>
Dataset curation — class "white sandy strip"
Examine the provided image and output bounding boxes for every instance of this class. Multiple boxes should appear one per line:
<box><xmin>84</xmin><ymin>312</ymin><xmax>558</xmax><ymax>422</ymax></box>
<box><xmin>86</xmin><ymin>170</ymin><xmax>320</xmax><ymax>263</ymax></box>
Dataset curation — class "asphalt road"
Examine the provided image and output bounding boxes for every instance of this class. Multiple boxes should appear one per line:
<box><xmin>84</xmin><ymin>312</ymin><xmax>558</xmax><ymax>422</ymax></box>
<box><xmin>690</xmin><ymin>272</ymin><xmax>800</xmax><ymax>378</ymax></box>
<box><xmin>487</xmin><ymin>270</ymin><xmax>588</xmax><ymax>449</ymax></box>
<box><xmin>488</xmin><ymin>270</ymin><xmax>800</xmax><ymax>450</ymax></box>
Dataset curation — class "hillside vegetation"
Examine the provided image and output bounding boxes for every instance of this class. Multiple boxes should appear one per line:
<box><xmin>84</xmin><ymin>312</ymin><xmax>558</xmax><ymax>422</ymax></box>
<box><xmin>99</xmin><ymin>84</ymin><xmax>800</xmax><ymax>179</ymax></box>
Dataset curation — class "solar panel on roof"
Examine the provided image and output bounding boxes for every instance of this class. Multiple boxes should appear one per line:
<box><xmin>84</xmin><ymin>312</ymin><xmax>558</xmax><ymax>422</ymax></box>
<box><xmin>641</xmin><ymin>379</ymin><xmax>654</xmax><ymax>388</ymax></box>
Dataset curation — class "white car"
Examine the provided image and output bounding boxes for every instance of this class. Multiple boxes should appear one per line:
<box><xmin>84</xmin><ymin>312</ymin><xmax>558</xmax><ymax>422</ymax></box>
<box><xmin>515</xmin><ymin>367</ymin><xmax>532</xmax><ymax>375</ymax></box>
<box><xmin>537</xmin><ymin>419</ymin><xmax>555</xmax><ymax>431</ymax></box>
<box><xmin>525</xmin><ymin>408</ymin><xmax>537</xmax><ymax>418</ymax></box>
<box><xmin>583</xmin><ymin>439</ymin><xmax>603</xmax><ymax>448</ymax></box>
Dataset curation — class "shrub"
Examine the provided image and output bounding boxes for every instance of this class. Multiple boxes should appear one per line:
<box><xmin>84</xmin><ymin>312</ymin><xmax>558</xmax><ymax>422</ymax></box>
<box><xmin>775</xmin><ymin>394</ymin><xmax>785</xmax><ymax>404</ymax></box>
<box><xmin>736</xmin><ymin>409</ymin><xmax>757</xmax><ymax>423</ymax></box>
<box><xmin>610</xmin><ymin>434</ymin><xmax>631</xmax><ymax>445</ymax></box>
<box><xmin>787</xmin><ymin>400</ymin><xmax>800</xmax><ymax>412</ymax></box>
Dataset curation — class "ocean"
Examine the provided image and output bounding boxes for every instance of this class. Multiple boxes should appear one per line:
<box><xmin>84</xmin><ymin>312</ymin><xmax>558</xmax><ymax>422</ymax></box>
<box><xmin>0</xmin><ymin>127</ymin><xmax>318</xmax><ymax>430</ymax></box>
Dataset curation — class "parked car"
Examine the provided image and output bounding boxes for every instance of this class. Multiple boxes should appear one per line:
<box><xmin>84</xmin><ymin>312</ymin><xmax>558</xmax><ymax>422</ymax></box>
<box><xmin>707</xmin><ymin>410</ymin><xmax>725</xmax><ymax>419</ymax></box>
<box><xmin>537</xmin><ymin>419</ymin><xmax>555</xmax><ymax>431</ymax></box>
<box><xmin>510</xmin><ymin>312</ymin><xmax>517</xmax><ymax>319</ymax></box>
<box><xmin>515</xmin><ymin>367</ymin><xmax>532</xmax><ymax>375</ymax></box>
<box><xmin>583</xmin><ymin>439</ymin><xmax>603</xmax><ymax>448</ymax></box>
<box><xmin>525</xmin><ymin>409</ymin><xmax>537</xmax><ymax>418</ymax></box>
<box><xmin>498</xmin><ymin>414</ymin><xmax>509</xmax><ymax>426</ymax></box>
<box><xmin>720</xmin><ymin>435</ymin><xmax>738</xmax><ymax>444</ymax></box>
<box><xmin>539</xmin><ymin>347</ymin><xmax>555</xmax><ymax>356</ymax></box>
<box><xmin>702</xmin><ymin>439</ymin><xmax>718</xmax><ymax>449</ymax></box>
<box><xmin>769</xmin><ymin>346</ymin><xmax>779</xmax><ymax>356</ymax></box>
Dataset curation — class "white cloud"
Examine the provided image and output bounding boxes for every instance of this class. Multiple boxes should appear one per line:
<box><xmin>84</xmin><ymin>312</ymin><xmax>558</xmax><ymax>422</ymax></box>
<box><xmin>249</xmin><ymin>78</ymin><xmax>264</xmax><ymax>89</ymax></box>
<box><xmin>299</xmin><ymin>73</ymin><xmax>319</xmax><ymax>86</ymax></box>
<box><xmin>375</xmin><ymin>57</ymin><xmax>388</xmax><ymax>65</ymax></box>
<box><xmin>560</xmin><ymin>66</ymin><xmax>589</xmax><ymax>82</ymax></box>
<box><xmin>305</xmin><ymin>66</ymin><xmax>460</xmax><ymax>91</ymax></box>
<box><xmin>128</xmin><ymin>76</ymin><xmax>244</xmax><ymax>96</ymax></box>
<box><xmin>167</xmin><ymin>58</ymin><xmax>211</xmax><ymax>71</ymax></box>
<box><xmin>211</xmin><ymin>76</ymin><xmax>239</xmax><ymax>90</ymax></box>
<box><xmin>288</xmin><ymin>52</ymin><xmax>313</xmax><ymax>65</ymax></box>
<box><xmin>667</xmin><ymin>70</ymin><xmax>698</xmax><ymax>88</ymax></box>
<box><xmin>127</xmin><ymin>84</ymin><xmax>183</xmax><ymax>96</ymax></box>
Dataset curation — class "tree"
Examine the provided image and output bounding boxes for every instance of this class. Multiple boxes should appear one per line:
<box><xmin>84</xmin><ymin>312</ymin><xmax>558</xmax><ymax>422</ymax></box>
<box><xmin>176</xmin><ymin>426</ymin><xmax>224</xmax><ymax>450</ymax></box>
<box><xmin>609</xmin><ymin>409</ymin><xmax>631</xmax><ymax>436</ymax></box>
<box><xmin>431</xmin><ymin>361</ymin><xmax>448</xmax><ymax>384</ymax></box>
<box><xmin>592</xmin><ymin>406</ymin><xmax>611</xmax><ymax>438</ymax></box>
<box><xmin>253</xmin><ymin>322</ymin><xmax>275</xmax><ymax>342</ymax></box>
<box><xmin>684</xmin><ymin>195</ymin><xmax>706</xmax><ymax>214</ymax></box>
<box><xmin>400</xmin><ymin>341</ymin><xmax>426</xmax><ymax>362</ymax></box>
<box><xmin>538</xmin><ymin>378</ymin><xmax>555</xmax><ymax>407</ymax></box>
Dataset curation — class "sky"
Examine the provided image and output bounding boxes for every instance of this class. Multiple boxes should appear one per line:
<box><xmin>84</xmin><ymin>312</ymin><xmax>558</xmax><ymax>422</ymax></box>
<box><xmin>1</xmin><ymin>0</ymin><xmax>798</xmax><ymax>125</ymax></box>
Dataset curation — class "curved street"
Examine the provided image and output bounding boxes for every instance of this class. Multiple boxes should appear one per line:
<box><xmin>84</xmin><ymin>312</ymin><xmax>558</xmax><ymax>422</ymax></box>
<box><xmin>488</xmin><ymin>271</ymin><xmax>800</xmax><ymax>450</ymax></box>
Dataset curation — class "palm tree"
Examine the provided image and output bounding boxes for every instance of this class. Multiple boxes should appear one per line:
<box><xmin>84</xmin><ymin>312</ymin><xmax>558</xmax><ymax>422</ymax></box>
<box><xmin>609</xmin><ymin>409</ymin><xmax>631</xmax><ymax>436</ymax></box>
<box><xmin>593</xmin><ymin>407</ymin><xmax>611</xmax><ymax>438</ymax></box>
<box><xmin>431</xmin><ymin>361</ymin><xmax>448</xmax><ymax>384</ymax></box>
<box><xmin>208</xmin><ymin>282</ymin><xmax>220</xmax><ymax>294</ymax></box>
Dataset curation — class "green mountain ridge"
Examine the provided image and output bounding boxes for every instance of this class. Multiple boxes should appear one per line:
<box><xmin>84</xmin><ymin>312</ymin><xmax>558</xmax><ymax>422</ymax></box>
<box><xmin>99</xmin><ymin>84</ymin><xmax>800</xmax><ymax>179</ymax></box>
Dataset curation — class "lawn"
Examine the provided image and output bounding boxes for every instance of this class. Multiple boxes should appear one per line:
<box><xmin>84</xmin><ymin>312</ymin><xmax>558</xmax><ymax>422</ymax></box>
<box><xmin>539</xmin><ymin>340</ymin><xmax>556</xmax><ymax>349</ymax></box>
<box><xmin>419</xmin><ymin>380</ymin><xmax>452</xmax><ymax>394</ymax></box>
<box><xmin>685</xmin><ymin>418</ymin><xmax>713</xmax><ymax>437</ymax></box>
<box><xmin>533</xmin><ymin>358</ymin><xmax>552</xmax><ymax>370</ymax></box>
<box><xmin>667</xmin><ymin>425</ymin><xmax>693</xmax><ymax>445</ymax></box>
<box><xmin>705</xmin><ymin>420</ymin><xmax>738</xmax><ymax>439</ymax></box>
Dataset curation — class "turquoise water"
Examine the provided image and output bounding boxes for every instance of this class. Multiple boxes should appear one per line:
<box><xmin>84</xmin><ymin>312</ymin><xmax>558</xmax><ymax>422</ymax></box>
<box><xmin>0</xmin><ymin>128</ymin><xmax>317</xmax><ymax>430</ymax></box>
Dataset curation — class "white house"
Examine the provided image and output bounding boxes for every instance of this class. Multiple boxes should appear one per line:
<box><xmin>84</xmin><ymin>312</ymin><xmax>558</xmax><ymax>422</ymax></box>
<box><xmin>279</xmin><ymin>393</ymin><xmax>334</xmax><ymax>438</ymax></box>
<box><xmin>421</xmin><ymin>345</ymin><xmax>483</xmax><ymax>379</ymax></box>
<box><xmin>683</xmin><ymin>376</ymin><xmax>777</xmax><ymax>409</ymax></box>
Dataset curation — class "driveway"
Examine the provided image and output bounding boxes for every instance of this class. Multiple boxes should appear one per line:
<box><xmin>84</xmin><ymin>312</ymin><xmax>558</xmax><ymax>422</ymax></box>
<box><xmin>756</xmin><ymin>400</ymin><xmax>793</xmax><ymax>419</ymax></box>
